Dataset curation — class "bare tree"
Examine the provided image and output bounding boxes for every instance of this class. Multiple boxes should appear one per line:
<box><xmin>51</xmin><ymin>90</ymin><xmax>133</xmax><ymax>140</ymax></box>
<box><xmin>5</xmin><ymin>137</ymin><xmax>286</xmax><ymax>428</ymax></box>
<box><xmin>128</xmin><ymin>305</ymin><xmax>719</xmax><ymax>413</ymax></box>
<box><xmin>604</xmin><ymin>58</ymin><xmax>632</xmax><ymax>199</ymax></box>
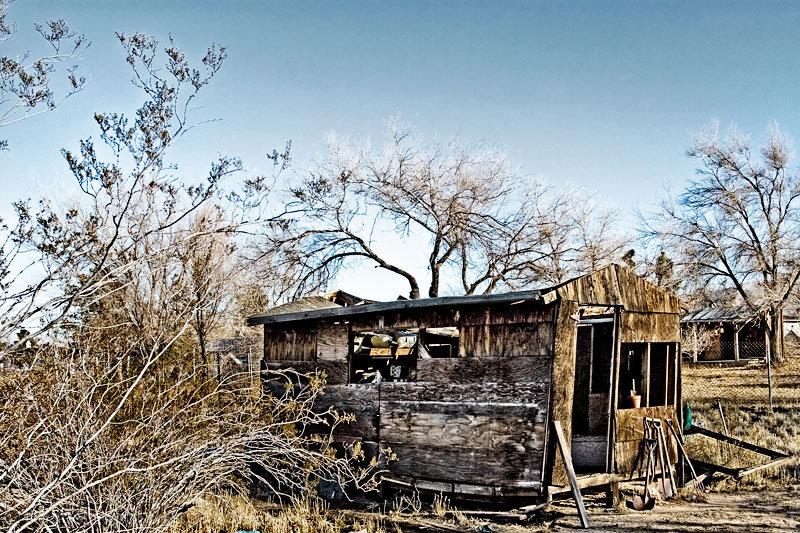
<box><xmin>177</xmin><ymin>207</ymin><xmax>237</xmax><ymax>378</ymax></box>
<box><xmin>276</xmin><ymin>123</ymin><xmax>627</xmax><ymax>299</ymax></box>
<box><xmin>0</xmin><ymin>29</ymin><xmax>378</xmax><ymax>532</ymax></box>
<box><xmin>0</xmin><ymin>32</ymin><xmax>261</xmax><ymax>359</ymax></box>
<box><xmin>644</xmin><ymin>122</ymin><xmax>800</xmax><ymax>362</ymax></box>
<box><xmin>0</xmin><ymin>0</ymin><xmax>89</xmax><ymax>149</ymax></box>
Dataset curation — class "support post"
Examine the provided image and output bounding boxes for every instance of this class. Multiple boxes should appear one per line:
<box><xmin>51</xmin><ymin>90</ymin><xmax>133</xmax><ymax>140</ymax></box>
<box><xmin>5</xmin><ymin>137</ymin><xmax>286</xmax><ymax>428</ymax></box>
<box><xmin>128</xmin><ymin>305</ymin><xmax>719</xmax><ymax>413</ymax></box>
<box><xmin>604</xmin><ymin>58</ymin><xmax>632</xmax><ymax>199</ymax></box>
<box><xmin>643</xmin><ymin>343</ymin><xmax>651</xmax><ymax>407</ymax></box>
<box><xmin>553</xmin><ymin>421</ymin><xmax>591</xmax><ymax>529</ymax></box>
<box><xmin>606</xmin><ymin>481</ymin><xmax>621</xmax><ymax>508</ymax></box>
<box><xmin>766</xmin><ymin>328</ymin><xmax>774</xmax><ymax>411</ymax></box>
<box><xmin>673</xmin><ymin>342</ymin><xmax>680</xmax><ymax>408</ymax></box>
<box><xmin>692</xmin><ymin>326</ymin><xmax>698</xmax><ymax>363</ymax></box>
<box><xmin>733</xmin><ymin>327</ymin><xmax>740</xmax><ymax>361</ymax></box>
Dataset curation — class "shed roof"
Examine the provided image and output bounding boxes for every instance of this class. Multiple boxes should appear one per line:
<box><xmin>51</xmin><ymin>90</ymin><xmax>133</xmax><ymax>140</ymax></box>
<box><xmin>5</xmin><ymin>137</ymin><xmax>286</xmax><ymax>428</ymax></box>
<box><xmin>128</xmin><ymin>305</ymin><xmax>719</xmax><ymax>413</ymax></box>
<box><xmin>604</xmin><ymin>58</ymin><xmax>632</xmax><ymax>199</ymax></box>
<box><xmin>247</xmin><ymin>290</ymin><xmax>543</xmax><ymax>326</ymax></box>
<box><xmin>246</xmin><ymin>265</ymin><xmax>681</xmax><ymax>327</ymax></box>
<box><xmin>255</xmin><ymin>295</ymin><xmax>342</xmax><ymax>318</ymax></box>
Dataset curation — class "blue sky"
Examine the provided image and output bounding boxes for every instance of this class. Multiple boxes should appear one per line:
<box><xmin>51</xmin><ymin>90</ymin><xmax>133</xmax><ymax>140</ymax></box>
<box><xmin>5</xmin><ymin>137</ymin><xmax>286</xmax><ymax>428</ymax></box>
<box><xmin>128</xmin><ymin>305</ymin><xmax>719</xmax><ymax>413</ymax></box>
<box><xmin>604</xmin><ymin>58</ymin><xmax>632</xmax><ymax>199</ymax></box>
<box><xmin>3</xmin><ymin>1</ymin><xmax>800</xmax><ymax>299</ymax></box>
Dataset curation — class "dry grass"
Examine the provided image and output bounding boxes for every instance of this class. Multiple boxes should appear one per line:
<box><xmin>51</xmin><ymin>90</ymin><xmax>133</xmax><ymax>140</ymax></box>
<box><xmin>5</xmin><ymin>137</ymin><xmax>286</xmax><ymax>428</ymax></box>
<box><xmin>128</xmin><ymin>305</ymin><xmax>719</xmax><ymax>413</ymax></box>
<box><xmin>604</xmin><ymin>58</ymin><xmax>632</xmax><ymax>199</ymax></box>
<box><xmin>170</xmin><ymin>493</ymin><xmax>385</xmax><ymax>533</ymax></box>
<box><xmin>683</xmin><ymin>404</ymin><xmax>800</xmax><ymax>489</ymax></box>
<box><xmin>681</xmin><ymin>355</ymin><xmax>800</xmax><ymax>490</ymax></box>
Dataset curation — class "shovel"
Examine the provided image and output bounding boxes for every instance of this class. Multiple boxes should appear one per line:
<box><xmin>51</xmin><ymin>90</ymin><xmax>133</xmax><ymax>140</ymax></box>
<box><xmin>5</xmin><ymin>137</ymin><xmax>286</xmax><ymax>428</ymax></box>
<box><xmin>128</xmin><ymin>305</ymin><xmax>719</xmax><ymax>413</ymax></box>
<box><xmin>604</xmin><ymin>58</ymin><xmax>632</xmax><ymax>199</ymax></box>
<box><xmin>631</xmin><ymin>438</ymin><xmax>657</xmax><ymax>511</ymax></box>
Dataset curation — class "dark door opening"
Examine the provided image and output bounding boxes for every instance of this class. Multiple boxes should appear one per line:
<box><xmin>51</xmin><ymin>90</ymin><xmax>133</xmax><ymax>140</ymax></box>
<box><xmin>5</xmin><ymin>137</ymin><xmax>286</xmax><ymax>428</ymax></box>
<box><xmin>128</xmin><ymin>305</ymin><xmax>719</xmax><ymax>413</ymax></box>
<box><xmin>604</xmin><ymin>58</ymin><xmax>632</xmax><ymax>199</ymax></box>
<box><xmin>571</xmin><ymin>315</ymin><xmax>614</xmax><ymax>473</ymax></box>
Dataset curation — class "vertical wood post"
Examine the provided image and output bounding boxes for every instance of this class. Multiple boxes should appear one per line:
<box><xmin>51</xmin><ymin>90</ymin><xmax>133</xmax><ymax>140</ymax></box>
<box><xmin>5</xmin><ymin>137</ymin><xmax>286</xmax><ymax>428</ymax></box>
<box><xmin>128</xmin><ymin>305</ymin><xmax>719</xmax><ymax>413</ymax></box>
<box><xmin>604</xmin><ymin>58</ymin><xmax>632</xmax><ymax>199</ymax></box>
<box><xmin>605</xmin><ymin>307</ymin><xmax>621</xmax><ymax>474</ymax></box>
<box><xmin>674</xmin><ymin>342</ymin><xmax>680</xmax><ymax>408</ymax></box>
<box><xmin>643</xmin><ymin>343</ymin><xmax>651</xmax><ymax>407</ymax></box>
<box><xmin>663</xmin><ymin>344</ymin><xmax>669</xmax><ymax>406</ymax></box>
<box><xmin>733</xmin><ymin>326</ymin><xmax>740</xmax><ymax>361</ymax></box>
<box><xmin>766</xmin><ymin>328</ymin><xmax>774</xmax><ymax>411</ymax></box>
<box><xmin>692</xmin><ymin>326</ymin><xmax>698</xmax><ymax>363</ymax></box>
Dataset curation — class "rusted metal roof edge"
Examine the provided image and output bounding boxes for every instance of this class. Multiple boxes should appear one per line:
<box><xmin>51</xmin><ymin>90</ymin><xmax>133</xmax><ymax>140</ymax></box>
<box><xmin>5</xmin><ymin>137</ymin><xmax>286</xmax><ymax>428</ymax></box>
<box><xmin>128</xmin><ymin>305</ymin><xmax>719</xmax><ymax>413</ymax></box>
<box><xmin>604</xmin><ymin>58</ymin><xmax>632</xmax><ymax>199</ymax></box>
<box><xmin>246</xmin><ymin>290</ymin><xmax>544</xmax><ymax>326</ymax></box>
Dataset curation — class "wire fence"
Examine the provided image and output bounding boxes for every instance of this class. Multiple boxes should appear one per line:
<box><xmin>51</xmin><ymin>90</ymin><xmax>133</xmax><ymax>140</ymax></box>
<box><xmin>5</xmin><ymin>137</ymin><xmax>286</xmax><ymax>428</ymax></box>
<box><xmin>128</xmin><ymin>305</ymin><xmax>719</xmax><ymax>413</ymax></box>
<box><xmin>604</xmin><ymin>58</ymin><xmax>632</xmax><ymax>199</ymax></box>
<box><xmin>682</xmin><ymin>351</ymin><xmax>800</xmax><ymax>410</ymax></box>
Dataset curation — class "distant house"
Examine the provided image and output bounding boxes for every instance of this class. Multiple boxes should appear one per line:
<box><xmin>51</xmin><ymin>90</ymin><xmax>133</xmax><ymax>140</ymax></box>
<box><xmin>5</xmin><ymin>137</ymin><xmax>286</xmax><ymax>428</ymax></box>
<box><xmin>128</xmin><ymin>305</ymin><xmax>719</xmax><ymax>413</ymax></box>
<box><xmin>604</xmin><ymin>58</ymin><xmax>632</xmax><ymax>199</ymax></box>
<box><xmin>681</xmin><ymin>306</ymin><xmax>780</xmax><ymax>362</ymax></box>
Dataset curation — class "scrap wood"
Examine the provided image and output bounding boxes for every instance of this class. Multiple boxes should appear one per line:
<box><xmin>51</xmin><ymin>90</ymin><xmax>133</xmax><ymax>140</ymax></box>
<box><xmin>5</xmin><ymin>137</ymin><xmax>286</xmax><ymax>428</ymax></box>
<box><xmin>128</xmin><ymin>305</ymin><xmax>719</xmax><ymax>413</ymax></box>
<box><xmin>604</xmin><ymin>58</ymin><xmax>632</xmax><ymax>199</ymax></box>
<box><xmin>553</xmin><ymin>420</ymin><xmax>591</xmax><ymax>528</ymax></box>
<box><xmin>686</xmin><ymin>424</ymin><xmax>790</xmax><ymax>459</ymax></box>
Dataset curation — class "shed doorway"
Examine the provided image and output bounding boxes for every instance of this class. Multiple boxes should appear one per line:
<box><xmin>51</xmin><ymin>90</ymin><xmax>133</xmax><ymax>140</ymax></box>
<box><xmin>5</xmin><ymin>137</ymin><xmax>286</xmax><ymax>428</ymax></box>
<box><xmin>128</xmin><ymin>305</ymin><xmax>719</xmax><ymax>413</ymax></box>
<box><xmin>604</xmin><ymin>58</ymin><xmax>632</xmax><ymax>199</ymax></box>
<box><xmin>570</xmin><ymin>312</ymin><xmax>614</xmax><ymax>473</ymax></box>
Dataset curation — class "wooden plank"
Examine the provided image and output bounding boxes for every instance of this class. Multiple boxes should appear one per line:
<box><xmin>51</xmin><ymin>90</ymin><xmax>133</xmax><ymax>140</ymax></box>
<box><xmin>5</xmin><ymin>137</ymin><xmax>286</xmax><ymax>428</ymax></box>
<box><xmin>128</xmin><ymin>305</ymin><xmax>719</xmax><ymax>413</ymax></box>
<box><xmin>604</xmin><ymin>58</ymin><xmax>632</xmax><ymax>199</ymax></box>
<box><xmin>380</xmin><ymin>443</ymin><xmax>540</xmax><ymax>485</ymax></box>
<box><xmin>642</xmin><ymin>343</ymin><xmax>651</xmax><ymax>407</ymax></box>
<box><xmin>548</xmin><ymin>472</ymin><xmax>631</xmax><ymax>494</ymax></box>
<box><xmin>457</xmin><ymin>302</ymin><xmax>556</xmax><ymax>327</ymax></box>
<box><xmin>553</xmin><ymin>421</ymin><xmax>591</xmax><ymax>529</ymax></box>
<box><xmin>316</xmin><ymin>323</ymin><xmax>349</xmax><ymax>362</ymax></box>
<box><xmin>459</xmin><ymin>322</ymin><xmax>554</xmax><ymax>357</ymax></box>
<box><xmin>614</xmin><ymin>406</ymin><xmax>679</xmax><ymax>474</ymax></box>
<box><xmin>380</xmin><ymin>402</ymin><xmax>546</xmax><ymax>451</ymax></box>
<box><xmin>380</xmin><ymin>381</ymin><xmax>547</xmax><ymax>404</ymax></box>
<box><xmin>263</xmin><ymin>325</ymin><xmax>317</xmax><ymax>361</ymax></box>
<box><xmin>263</xmin><ymin>360</ymin><xmax>348</xmax><ymax>385</ymax></box>
<box><xmin>416</xmin><ymin>356</ymin><xmax>551</xmax><ymax>384</ymax></box>
<box><xmin>615</xmin><ymin>406</ymin><xmax>678</xmax><ymax>442</ymax></box>
<box><xmin>737</xmin><ymin>456</ymin><xmax>792</xmax><ymax>477</ymax></box>
<box><xmin>686</xmin><ymin>425</ymin><xmax>790</xmax><ymax>458</ymax></box>
<box><xmin>548</xmin><ymin>299</ymin><xmax>578</xmax><ymax>486</ymax></box>
<box><xmin>605</xmin><ymin>308</ymin><xmax>620</xmax><ymax>474</ymax></box>
<box><xmin>619</xmin><ymin>312</ymin><xmax>681</xmax><ymax>343</ymax></box>
<box><xmin>313</xmin><ymin>384</ymin><xmax>380</xmax><ymax>440</ymax></box>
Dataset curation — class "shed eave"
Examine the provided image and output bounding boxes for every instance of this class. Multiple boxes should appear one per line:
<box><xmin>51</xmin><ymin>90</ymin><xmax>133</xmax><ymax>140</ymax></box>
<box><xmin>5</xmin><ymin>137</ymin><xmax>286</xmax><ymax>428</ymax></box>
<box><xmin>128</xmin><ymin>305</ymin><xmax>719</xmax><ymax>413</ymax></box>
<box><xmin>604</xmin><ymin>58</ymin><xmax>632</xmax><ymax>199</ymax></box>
<box><xmin>246</xmin><ymin>290</ymin><xmax>544</xmax><ymax>326</ymax></box>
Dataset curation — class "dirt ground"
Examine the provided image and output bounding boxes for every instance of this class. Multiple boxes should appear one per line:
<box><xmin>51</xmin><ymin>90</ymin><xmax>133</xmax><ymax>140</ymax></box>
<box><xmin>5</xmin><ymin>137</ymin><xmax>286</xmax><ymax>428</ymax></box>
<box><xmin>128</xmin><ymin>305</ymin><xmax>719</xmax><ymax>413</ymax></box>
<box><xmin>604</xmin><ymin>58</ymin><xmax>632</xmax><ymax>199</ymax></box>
<box><xmin>540</xmin><ymin>489</ymin><xmax>800</xmax><ymax>532</ymax></box>
<box><xmin>375</xmin><ymin>488</ymin><xmax>800</xmax><ymax>533</ymax></box>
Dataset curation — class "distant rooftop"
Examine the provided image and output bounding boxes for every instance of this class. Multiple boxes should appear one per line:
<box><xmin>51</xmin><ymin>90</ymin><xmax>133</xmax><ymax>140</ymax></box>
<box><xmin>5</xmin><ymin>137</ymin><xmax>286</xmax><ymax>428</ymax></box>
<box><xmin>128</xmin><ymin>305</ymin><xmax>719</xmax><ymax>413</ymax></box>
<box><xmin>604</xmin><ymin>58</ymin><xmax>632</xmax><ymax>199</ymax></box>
<box><xmin>681</xmin><ymin>305</ymin><xmax>757</xmax><ymax>324</ymax></box>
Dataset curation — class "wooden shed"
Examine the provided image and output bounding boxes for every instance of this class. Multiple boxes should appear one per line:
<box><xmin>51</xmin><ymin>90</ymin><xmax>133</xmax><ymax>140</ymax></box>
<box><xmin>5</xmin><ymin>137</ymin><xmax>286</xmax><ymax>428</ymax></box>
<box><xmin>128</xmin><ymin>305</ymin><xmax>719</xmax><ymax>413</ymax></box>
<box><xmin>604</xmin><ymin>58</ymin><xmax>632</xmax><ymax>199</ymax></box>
<box><xmin>246</xmin><ymin>265</ymin><xmax>683</xmax><ymax>499</ymax></box>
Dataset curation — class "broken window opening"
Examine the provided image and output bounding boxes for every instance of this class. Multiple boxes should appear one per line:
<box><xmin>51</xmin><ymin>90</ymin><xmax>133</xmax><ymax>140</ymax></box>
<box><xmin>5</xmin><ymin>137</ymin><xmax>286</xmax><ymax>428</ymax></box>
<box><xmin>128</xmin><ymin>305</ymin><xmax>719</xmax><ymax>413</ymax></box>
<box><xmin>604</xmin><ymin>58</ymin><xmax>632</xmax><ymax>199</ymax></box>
<box><xmin>349</xmin><ymin>326</ymin><xmax>460</xmax><ymax>384</ymax></box>
<box><xmin>617</xmin><ymin>342</ymin><xmax>677</xmax><ymax>408</ymax></box>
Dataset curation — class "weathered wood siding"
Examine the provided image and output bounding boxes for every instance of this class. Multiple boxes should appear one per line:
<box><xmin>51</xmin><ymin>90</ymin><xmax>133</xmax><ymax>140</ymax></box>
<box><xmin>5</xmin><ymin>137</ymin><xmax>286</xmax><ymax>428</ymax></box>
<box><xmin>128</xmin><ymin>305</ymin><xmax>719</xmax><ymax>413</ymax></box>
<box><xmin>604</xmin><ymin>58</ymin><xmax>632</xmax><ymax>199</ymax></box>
<box><xmin>416</xmin><ymin>356</ymin><xmax>551</xmax><ymax>384</ymax></box>
<box><xmin>263</xmin><ymin>325</ymin><xmax>317</xmax><ymax>361</ymax></box>
<box><xmin>614</xmin><ymin>405</ymin><xmax>678</xmax><ymax>473</ymax></box>
<box><xmin>550</xmin><ymin>264</ymin><xmax>682</xmax><ymax>314</ymax></box>
<box><xmin>262</xmin><ymin>360</ymin><xmax>349</xmax><ymax>385</ymax></box>
<box><xmin>314</xmin><ymin>384</ymin><xmax>380</xmax><ymax>441</ymax></box>
<box><xmin>316</xmin><ymin>323</ymin><xmax>349</xmax><ymax>362</ymax></box>
<box><xmin>547</xmin><ymin>299</ymin><xmax>579</xmax><ymax>487</ymax></box>
<box><xmin>380</xmin><ymin>373</ymin><xmax>549</xmax><ymax>486</ymax></box>
<box><xmin>619</xmin><ymin>312</ymin><xmax>680</xmax><ymax>343</ymax></box>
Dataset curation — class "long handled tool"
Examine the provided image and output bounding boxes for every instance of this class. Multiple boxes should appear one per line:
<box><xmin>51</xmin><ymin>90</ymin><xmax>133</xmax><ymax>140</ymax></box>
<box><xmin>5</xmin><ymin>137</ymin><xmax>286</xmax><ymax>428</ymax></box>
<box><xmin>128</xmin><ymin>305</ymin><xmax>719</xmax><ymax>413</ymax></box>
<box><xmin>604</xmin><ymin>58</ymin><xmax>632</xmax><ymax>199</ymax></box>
<box><xmin>653</xmin><ymin>420</ymin><xmax>676</xmax><ymax>499</ymax></box>
<box><xmin>631</xmin><ymin>418</ymin><xmax>658</xmax><ymax>511</ymax></box>
<box><xmin>665</xmin><ymin>418</ymin><xmax>705</xmax><ymax>492</ymax></box>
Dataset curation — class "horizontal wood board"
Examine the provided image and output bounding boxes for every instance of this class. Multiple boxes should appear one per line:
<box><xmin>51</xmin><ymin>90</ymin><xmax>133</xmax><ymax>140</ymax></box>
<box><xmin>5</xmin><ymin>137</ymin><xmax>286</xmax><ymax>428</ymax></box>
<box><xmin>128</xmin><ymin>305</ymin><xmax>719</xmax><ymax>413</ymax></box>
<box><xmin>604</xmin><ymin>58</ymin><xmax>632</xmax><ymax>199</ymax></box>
<box><xmin>459</xmin><ymin>322</ymin><xmax>555</xmax><ymax>357</ymax></box>
<box><xmin>614</xmin><ymin>405</ymin><xmax>679</xmax><ymax>473</ymax></box>
<box><xmin>619</xmin><ymin>312</ymin><xmax>680</xmax><ymax>343</ymax></box>
<box><xmin>416</xmin><ymin>356</ymin><xmax>552</xmax><ymax>384</ymax></box>
<box><xmin>263</xmin><ymin>360</ymin><xmax>348</xmax><ymax>385</ymax></box>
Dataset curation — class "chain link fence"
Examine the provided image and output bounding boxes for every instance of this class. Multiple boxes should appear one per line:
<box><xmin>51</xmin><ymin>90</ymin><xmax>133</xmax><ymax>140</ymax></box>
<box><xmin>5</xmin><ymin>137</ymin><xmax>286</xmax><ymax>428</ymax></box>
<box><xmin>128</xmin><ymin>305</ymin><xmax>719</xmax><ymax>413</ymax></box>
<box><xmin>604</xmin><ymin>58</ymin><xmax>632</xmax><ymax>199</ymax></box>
<box><xmin>682</xmin><ymin>348</ymin><xmax>800</xmax><ymax>410</ymax></box>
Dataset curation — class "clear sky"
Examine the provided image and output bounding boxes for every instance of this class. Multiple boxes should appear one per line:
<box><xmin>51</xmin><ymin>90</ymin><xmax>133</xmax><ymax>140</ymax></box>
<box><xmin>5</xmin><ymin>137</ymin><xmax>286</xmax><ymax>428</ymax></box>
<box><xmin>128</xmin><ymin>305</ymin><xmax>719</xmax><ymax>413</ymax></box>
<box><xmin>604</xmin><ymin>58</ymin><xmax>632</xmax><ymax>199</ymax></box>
<box><xmin>3</xmin><ymin>1</ymin><xmax>800</xmax><ymax>300</ymax></box>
